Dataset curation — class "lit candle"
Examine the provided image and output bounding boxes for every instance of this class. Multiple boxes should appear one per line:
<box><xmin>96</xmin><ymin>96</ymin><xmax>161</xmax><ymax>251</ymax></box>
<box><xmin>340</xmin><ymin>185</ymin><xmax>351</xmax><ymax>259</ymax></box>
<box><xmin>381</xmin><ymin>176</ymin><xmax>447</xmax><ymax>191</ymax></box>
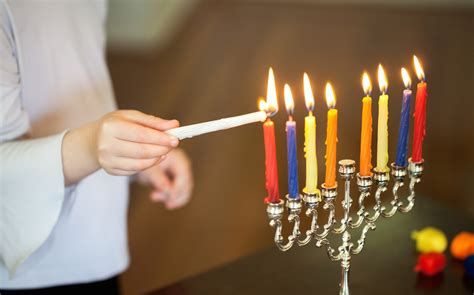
<box><xmin>376</xmin><ymin>64</ymin><xmax>389</xmax><ymax>172</ymax></box>
<box><xmin>302</xmin><ymin>73</ymin><xmax>318</xmax><ymax>195</ymax></box>
<box><xmin>167</xmin><ymin>111</ymin><xmax>267</xmax><ymax>140</ymax></box>
<box><xmin>360</xmin><ymin>72</ymin><xmax>373</xmax><ymax>176</ymax></box>
<box><xmin>395</xmin><ymin>68</ymin><xmax>412</xmax><ymax>167</ymax></box>
<box><xmin>262</xmin><ymin>68</ymin><xmax>281</xmax><ymax>204</ymax></box>
<box><xmin>284</xmin><ymin>84</ymin><xmax>299</xmax><ymax>199</ymax></box>
<box><xmin>412</xmin><ymin>55</ymin><xmax>427</xmax><ymax>163</ymax></box>
<box><xmin>324</xmin><ymin>83</ymin><xmax>338</xmax><ymax>188</ymax></box>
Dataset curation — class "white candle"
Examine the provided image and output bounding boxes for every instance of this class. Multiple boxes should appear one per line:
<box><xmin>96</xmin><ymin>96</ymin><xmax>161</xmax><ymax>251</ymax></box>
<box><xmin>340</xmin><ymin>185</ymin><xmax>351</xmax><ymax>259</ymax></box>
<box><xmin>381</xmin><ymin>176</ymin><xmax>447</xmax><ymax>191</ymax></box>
<box><xmin>166</xmin><ymin>111</ymin><xmax>267</xmax><ymax>140</ymax></box>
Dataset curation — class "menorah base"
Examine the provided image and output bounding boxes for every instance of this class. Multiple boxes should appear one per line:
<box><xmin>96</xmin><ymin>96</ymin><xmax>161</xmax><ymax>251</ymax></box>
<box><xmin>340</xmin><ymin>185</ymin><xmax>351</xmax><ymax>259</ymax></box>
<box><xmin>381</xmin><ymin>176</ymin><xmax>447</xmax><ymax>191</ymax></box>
<box><xmin>266</xmin><ymin>158</ymin><xmax>424</xmax><ymax>294</ymax></box>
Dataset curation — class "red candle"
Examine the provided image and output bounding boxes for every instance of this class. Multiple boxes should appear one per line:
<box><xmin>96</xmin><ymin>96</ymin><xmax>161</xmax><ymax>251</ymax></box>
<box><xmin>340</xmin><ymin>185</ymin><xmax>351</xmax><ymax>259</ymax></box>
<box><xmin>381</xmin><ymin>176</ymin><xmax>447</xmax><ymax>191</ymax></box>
<box><xmin>261</xmin><ymin>68</ymin><xmax>280</xmax><ymax>203</ymax></box>
<box><xmin>263</xmin><ymin>117</ymin><xmax>281</xmax><ymax>203</ymax></box>
<box><xmin>412</xmin><ymin>56</ymin><xmax>427</xmax><ymax>163</ymax></box>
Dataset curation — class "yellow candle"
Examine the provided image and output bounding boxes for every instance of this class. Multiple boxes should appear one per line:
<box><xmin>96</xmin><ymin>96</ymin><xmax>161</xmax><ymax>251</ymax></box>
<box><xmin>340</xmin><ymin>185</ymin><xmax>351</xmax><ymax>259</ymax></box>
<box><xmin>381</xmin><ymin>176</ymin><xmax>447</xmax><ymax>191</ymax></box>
<box><xmin>324</xmin><ymin>83</ymin><xmax>338</xmax><ymax>188</ymax></box>
<box><xmin>360</xmin><ymin>73</ymin><xmax>373</xmax><ymax>176</ymax></box>
<box><xmin>376</xmin><ymin>64</ymin><xmax>389</xmax><ymax>172</ymax></box>
<box><xmin>303</xmin><ymin>73</ymin><xmax>318</xmax><ymax>194</ymax></box>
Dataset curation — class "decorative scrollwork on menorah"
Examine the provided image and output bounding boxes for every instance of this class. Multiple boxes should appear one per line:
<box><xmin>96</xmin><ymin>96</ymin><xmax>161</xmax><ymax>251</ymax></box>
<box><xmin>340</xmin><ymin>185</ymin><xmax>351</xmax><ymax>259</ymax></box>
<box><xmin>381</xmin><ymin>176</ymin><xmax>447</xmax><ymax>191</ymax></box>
<box><xmin>266</xmin><ymin>158</ymin><xmax>424</xmax><ymax>295</ymax></box>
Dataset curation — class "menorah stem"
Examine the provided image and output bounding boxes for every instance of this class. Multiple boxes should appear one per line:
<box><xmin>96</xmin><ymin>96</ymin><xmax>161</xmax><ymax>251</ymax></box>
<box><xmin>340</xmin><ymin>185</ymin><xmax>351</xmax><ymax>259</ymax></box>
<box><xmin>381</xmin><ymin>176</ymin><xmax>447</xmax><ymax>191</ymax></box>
<box><xmin>337</xmin><ymin>161</ymin><xmax>355</xmax><ymax>295</ymax></box>
<box><xmin>340</xmin><ymin>258</ymin><xmax>350</xmax><ymax>295</ymax></box>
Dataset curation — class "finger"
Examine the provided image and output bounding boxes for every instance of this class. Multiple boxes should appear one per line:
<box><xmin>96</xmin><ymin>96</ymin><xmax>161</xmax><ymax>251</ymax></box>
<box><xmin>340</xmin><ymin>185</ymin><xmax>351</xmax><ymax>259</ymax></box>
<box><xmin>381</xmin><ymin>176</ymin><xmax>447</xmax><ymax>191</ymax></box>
<box><xmin>165</xmin><ymin>156</ymin><xmax>193</xmax><ymax>209</ymax></box>
<box><xmin>110</xmin><ymin>157</ymin><xmax>160</xmax><ymax>172</ymax></box>
<box><xmin>111</xmin><ymin>140</ymin><xmax>172</xmax><ymax>159</ymax></box>
<box><xmin>165</xmin><ymin>191</ymin><xmax>190</xmax><ymax>210</ymax></box>
<box><xmin>106</xmin><ymin>168</ymin><xmax>136</xmax><ymax>176</ymax></box>
<box><xmin>165</xmin><ymin>174</ymin><xmax>193</xmax><ymax>209</ymax></box>
<box><xmin>150</xmin><ymin>191</ymin><xmax>169</xmax><ymax>203</ymax></box>
<box><xmin>148</xmin><ymin>168</ymin><xmax>172</xmax><ymax>193</ymax></box>
<box><xmin>113</xmin><ymin>120</ymin><xmax>179</xmax><ymax>147</ymax></box>
<box><xmin>123</xmin><ymin>110</ymin><xmax>180</xmax><ymax>131</ymax></box>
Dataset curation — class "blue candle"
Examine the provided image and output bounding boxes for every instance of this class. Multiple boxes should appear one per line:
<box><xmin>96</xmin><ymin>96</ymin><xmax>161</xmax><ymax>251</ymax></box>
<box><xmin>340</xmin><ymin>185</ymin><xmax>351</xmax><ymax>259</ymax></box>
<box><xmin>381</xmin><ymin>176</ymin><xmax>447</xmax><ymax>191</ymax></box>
<box><xmin>286</xmin><ymin>120</ymin><xmax>299</xmax><ymax>198</ymax></box>
<box><xmin>284</xmin><ymin>84</ymin><xmax>299</xmax><ymax>198</ymax></box>
<box><xmin>395</xmin><ymin>68</ymin><xmax>412</xmax><ymax>167</ymax></box>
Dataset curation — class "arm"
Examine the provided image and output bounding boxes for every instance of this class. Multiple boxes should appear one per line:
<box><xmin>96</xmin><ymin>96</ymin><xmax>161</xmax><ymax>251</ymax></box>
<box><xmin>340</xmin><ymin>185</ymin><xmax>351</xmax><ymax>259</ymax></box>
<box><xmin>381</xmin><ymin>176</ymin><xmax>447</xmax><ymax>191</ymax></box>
<box><xmin>61</xmin><ymin>110</ymin><xmax>179</xmax><ymax>186</ymax></box>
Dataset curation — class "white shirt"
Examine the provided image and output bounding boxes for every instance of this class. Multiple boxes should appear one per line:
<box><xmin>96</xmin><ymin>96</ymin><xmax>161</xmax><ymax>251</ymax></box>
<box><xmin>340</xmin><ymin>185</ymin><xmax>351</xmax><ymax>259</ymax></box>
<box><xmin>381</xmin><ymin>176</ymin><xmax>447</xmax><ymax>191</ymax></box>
<box><xmin>0</xmin><ymin>0</ymin><xmax>129</xmax><ymax>288</ymax></box>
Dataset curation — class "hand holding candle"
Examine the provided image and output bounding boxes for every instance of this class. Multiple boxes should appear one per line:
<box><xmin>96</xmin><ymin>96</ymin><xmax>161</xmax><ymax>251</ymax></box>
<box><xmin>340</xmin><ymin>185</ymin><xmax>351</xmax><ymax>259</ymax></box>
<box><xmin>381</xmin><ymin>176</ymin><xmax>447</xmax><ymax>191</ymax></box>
<box><xmin>376</xmin><ymin>64</ymin><xmax>389</xmax><ymax>172</ymax></box>
<box><xmin>412</xmin><ymin>55</ymin><xmax>427</xmax><ymax>163</ymax></box>
<box><xmin>284</xmin><ymin>84</ymin><xmax>299</xmax><ymax>199</ymax></box>
<box><xmin>360</xmin><ymin>73</ymin><xmax>373</xmax><ymax>176</ymax></box>
<box><xmin>395</xmin><ymin>68</ymin><xmax>412</xmax><ymax>167</ymax></box>
<box><xmin>262</xmin><ymin>68</ymin><xmax>281</xmax><ymax>203</ymax></box>
<box><xmin>303</xmin><ymin>73</ymin><xmax>319</xmax><ymax>195</ymax></box>
<box><xmin>324</xmin><ymin>83</ymin><xmax>338</xmax><ymax>188</ymax></box>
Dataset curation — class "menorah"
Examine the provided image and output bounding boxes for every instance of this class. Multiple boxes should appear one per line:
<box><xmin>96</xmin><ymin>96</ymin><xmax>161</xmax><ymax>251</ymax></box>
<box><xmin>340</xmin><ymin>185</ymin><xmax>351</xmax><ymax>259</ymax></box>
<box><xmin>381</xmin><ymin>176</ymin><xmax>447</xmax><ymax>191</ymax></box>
<box><xmin>265</xmin><ymin>158</ymin><xmax>424</xmax><ymax>295</ymax></box>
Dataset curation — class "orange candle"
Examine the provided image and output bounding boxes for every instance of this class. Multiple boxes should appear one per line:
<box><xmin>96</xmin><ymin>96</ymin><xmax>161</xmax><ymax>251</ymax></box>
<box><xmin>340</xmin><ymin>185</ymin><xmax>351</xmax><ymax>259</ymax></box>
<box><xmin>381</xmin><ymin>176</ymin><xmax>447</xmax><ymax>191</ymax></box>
<box><xmin>359</xmin><ymin>73</ymin><xmax>372</xmax><ymax>176</ymax></box>
<box><xmin>324</xmin><ymin>83</ymin><xmax>338</xmax><ymax>187</ymax></box>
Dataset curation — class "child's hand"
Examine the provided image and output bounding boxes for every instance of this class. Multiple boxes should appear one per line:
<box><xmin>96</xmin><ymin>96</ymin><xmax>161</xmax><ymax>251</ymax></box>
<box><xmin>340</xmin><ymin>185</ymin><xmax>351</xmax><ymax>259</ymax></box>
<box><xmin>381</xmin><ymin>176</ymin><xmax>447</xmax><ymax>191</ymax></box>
<box><xmin>137</xmin><ymin>148</ymin><xmax>194</xmax><ymax>210</ymax></box>
<box><xmin>94</xmin><ymin>110</ymin><xmax>179</xmax><ymax>176</ymax></box>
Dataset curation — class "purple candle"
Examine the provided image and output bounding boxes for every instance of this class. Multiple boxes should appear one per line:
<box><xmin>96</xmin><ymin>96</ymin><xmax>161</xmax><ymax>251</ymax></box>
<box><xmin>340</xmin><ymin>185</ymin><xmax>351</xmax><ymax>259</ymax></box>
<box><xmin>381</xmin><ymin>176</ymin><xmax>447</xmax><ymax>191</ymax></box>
<box><xmin>395</xmin><ymin>68</ymin><xmax>412</xmax><ymax>167</ymax></box>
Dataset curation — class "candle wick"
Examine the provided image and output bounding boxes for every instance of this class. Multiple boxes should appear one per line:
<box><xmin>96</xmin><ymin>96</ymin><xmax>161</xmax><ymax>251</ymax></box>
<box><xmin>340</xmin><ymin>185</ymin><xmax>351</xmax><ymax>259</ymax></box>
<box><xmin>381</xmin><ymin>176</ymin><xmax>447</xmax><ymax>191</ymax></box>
<box><xmin>289</xmin><ymin>115</ymin><xmax>293</xmax><ymax>121</ymax></box>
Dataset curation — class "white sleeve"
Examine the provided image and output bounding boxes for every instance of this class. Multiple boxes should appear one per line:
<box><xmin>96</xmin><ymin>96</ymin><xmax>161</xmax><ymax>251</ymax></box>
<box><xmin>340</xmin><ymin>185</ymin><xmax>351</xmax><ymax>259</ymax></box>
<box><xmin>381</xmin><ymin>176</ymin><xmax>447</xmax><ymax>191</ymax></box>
<box><xmin>0</xmin><ymin>2</ymin><xmax>29</xmax><ymax>141</ymax></box>
<box><xmin>0</xmin><ymin>3</ymin><xmax>66</xmax><ymax>276</ymax></box>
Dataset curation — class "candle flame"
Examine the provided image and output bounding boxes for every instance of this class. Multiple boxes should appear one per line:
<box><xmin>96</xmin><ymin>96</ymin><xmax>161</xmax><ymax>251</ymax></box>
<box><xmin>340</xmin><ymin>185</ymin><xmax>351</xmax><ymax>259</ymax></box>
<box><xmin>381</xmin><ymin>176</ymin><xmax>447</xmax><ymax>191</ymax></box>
<box><xmin>413</xmin><ymin>55</ymin><xmax>425</xmax><ymax>81</ymax></box>
<box><xmin>284</xmin><ymin>84</ymin><xmax>294</xmax><ymax>115</ymax></box>
<box><xmin>362</xmin><ymin>72</ymin><xmax>372</xmax><ymax>96</ymax></box>
<box><xmin>266</xmin><ymin>67</ymin><xmax>278</xmax><ymax>115</ymax></box>
<box><xmin>259</xmin><ymin>98</ymin><xmax>267</xmax><ymax>112</ymax></box>
<box><xmin>303</xmin><ymin>72</ymin><xmax>315</xmax><ymax>112</ymax></box>
<box><xmin>377</xmin><ymin>64</ymin><xmax>388</xmax><ymax>94</ymax></box>
<box><xmin>401</xmin><ymin>67</ymin><xmax>411</xmax><ymax>89</ymax></box>
<box><xmin>325</xmin><ymin>82</ymin><xmax>336</xmax><ymax>109</ymax></box>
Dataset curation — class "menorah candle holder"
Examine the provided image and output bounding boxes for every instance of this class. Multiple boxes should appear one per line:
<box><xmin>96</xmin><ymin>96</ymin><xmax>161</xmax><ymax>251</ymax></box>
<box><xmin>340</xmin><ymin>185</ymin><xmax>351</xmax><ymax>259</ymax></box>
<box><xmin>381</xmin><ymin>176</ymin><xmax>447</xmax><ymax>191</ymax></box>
<box><xmin>266</xmin><ymin>158</ymin><xmax>424</xmax><ymax>295</ymax></box>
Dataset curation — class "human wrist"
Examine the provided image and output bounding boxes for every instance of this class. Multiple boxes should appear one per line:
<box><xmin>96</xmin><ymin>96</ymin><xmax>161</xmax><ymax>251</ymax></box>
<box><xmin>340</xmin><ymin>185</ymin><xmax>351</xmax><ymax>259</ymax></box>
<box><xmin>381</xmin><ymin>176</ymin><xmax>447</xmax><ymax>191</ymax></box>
<box><xmin>62</xmin><ymin>121</ymin><xmax>101</xmax><ymax>185</ymax></box>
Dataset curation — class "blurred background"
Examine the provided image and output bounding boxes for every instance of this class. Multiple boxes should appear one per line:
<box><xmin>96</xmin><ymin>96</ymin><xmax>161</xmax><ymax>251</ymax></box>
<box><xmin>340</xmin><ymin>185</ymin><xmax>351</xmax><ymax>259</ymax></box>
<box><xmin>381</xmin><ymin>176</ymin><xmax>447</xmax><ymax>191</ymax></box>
<box><xmin>105</xmin><ymin>0</ymin><xmax>474</xmax><ymax>294</ymax></box>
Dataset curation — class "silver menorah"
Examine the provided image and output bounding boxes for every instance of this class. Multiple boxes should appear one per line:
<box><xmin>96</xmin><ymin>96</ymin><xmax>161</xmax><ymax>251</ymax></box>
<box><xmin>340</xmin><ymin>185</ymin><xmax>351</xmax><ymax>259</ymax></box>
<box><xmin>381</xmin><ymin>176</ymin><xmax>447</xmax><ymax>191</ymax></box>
<box><xmin>266</xmin><ymin>158</ymin><xmax>424</xmax><ymax>295</ymax></box>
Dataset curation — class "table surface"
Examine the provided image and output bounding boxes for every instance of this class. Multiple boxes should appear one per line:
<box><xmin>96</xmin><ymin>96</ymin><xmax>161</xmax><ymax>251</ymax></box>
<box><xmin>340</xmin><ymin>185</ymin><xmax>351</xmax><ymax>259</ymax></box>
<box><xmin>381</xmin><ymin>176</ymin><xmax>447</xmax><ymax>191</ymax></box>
<box><xmin>149</xmin><ymin>197</ymin><xmax>474</xmax><ymax>295</ymax></box>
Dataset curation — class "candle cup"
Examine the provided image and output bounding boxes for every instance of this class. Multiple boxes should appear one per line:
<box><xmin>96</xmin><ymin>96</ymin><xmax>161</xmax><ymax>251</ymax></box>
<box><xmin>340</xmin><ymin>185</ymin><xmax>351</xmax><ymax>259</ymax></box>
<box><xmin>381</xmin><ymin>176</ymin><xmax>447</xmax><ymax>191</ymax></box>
<box><xmin>266</xmin><ymin>199</ymin><xmax>285</xmax><ymax>219</ymax></box>
<box><xmin>356</xmin><ymin>173</ymin><xmax>373</xmax><ymax>191</ymax></box>
<box><xmin>408</xmin><ymin>157</ymin><xmax>424</xmax><ymax>179</ymax></box>
<box><xmin>373</xmin><ymin>167</ymin><xmax>390</xmax><ymax>185</ymax></box>
<box><xmin>338</xmin><ymin>159</ymin><xmax>356</xmax><ymax>181</ymax></box>
<box><xmin>321</xmin><ymin>183</ymin><xmax>338</xmax><ymax>200</ymax></box>
<box><xmin>285</xmin><ymin>195</ymin><xmax>303</xmax><ymax>215</ymax></box>
<box><xmin>303</xmin><ymin>192</ymin><xmax>321</xmax><ymax>208</ymax></box>
<box><xmin>391</xmin><ymin>162</ymin><xmax>407</xmax><ymax>182</ymax></box>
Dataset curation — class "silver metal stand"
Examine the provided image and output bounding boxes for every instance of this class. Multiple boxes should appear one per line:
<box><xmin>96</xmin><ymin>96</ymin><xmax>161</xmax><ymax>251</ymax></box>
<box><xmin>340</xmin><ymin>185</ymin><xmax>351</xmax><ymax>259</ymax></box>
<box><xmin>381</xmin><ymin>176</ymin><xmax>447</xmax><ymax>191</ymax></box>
<box><xmin>266</xmin><ymin>158</ymin><xmax>424</xmax><ymax>294</ymax></box>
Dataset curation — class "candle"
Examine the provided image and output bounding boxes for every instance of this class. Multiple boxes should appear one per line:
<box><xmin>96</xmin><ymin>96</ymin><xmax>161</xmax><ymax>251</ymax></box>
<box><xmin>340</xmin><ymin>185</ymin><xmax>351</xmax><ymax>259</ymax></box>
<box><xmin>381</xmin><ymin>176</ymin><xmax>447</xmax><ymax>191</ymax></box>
<box><xmin>395</xmin><ymin>68</ymin><xmax>412</xmax><ymax>167</ymax></box>
<box><xmin>360</xmin><ymin>72</ymin><xmax>373</xmax><ymax>176</ymax></box>
<box><xmin>324</xmin><ymin>83</ymin><xmax>338</xmax><ymax>188</ymax></box>
<box><xmin>412</xmin><ymin>55</ymin><xmax>427</xmax><ymax>163</ymax></box>
<box><xmin>262</xmin><ymin>68</ymin><xmax>280</xmax><ymax>204</ymax></box>
<box><xmin>376</xmin><ymin>64</ymin><xmax>389</xmax><ymax>172</ymax></box>
<box><xmin>284</xmin><ymin>84</ymin><xmax>299</xmax><ymax>199</ymax></box>
<box><xmin>302</xmin><ymin>73</ymin><xmax>318</xmax><ymax>195</ymax></box>
<box><xmin>167</xmin><ymin>112</ymin><xmax>267</xmax><ymax>140</ymax></box>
